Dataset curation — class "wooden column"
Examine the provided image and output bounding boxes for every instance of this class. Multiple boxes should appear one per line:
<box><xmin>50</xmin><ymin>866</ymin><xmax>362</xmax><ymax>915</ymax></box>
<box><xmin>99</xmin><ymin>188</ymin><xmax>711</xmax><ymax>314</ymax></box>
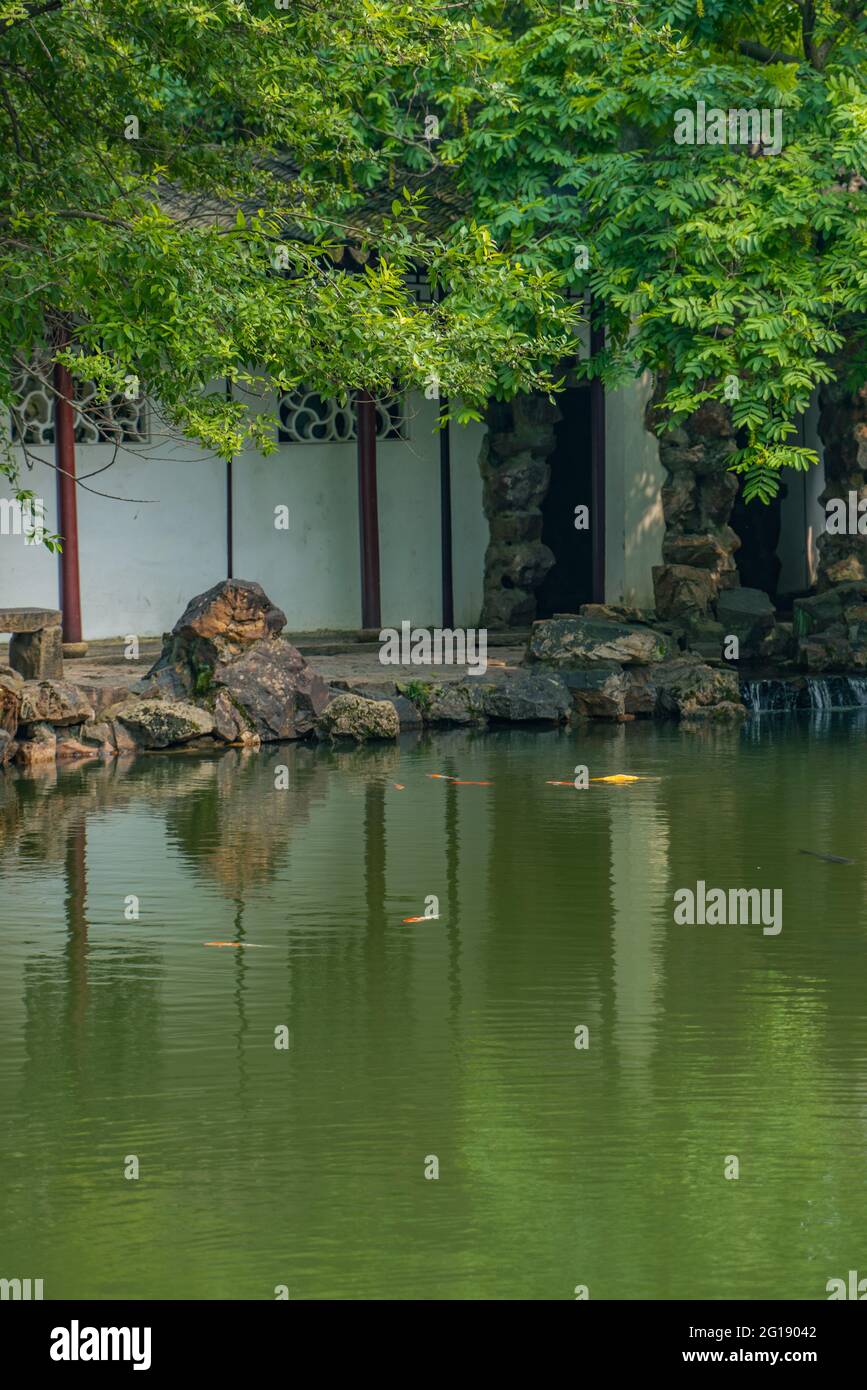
<box><xmin>590</xmin><ymin>313</ymin><xmax>606</xmax><ymax>605</ymax></box>
<box><xmin>356</xmin><ymin>390</ymin><xmax>381</xmax><ymax>629</ymax></box>
<box><xmin>225</xmin><ymin>378</ymin><xmax>234</xmax><ymax>579</ymax></box>
<box><xmin>54</xmin><ymin>358</ymin><xmax>83</xmax><ymax>644</ymax></box>
<box><xmin>439</xmin><ymin>402</ymin><xmax>454</xmax><ymax>627</ymax></box>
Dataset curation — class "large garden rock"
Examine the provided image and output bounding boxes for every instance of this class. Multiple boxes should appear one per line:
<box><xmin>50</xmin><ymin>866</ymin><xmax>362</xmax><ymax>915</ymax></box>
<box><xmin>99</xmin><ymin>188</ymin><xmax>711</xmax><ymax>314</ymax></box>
<box><xmin>623</xmin><ymin>666</ymin><xmax>658</xmax><ymax>716</ymax></box>
<box><xmin>118</xmin><ymin>700</ymin><xmax>215</xmax><ymax>749</ymax></box>
<box><xmin>662</xmin><ymin>530</ymin><xmax>740</xmax><ymax>582</ymax></box>
<box><xmin>146</xmin><ymin>577</ymin><xmax>287</xmax><ymax>688</ymax></box>
<box><xmin>145</xmin><ymin>579</ymin><xmax>332</xmax><ymax>741</ymax></box>
<box><xmin>482</xmin><ymin>672</ymin><xmax>571</xmax><ymax>723</ymax></box>
<box><xmin>653</xmin><ymin>657</ymin><xmax>745</xmax><ymax>720</ymax></box>
<box><xmin>316</xmin><ymin>693</ymin><xmax>399</xmax><ymax>742</ymax></box>
<box><xmin>0</xmin><ymin>672</ymin><xmax>20</xmax><ymax>765</ymax></box>
<box><xmin>528</xmin><ymin>615</ymin><xmax>673</xmax><ymax>667</ymax></box>
<box><xmin>716</xmin><ymin>586</ymin><xmax>775</xmax><ymax>651</ymax></box>
<box><xmin>18</xmin><ymin>679</ymin><xmax>94</xmax><ymax>727</ymax></box>
<box><xmin>423</xmin><ymin>683</ymin><xmax>488</xmax><ymax>725</ymax></box>
<box><xmin>796</xmin><ymin>633</ymin><xmax>854</xmax><ymax>673</ymax></box>
<box><xmin>16</xmin><ymin>721</ymin><xmax>57</xmax><ymax>764</ymax></box>
<box><xmin>562</xmin><ymin>667</ymin><xmax>627</xmax><ymax>719</ymax></box>
<box><xmin>214</xmin><ymin>641</ymin><xmax>331</xmax><ymax>741</ymax></box>
<box><xmin>793</xmin><ymin>582</ymin><xmax>867</xmax><ymax>637</ymax></box>
<box><xmin>171</xmin><ymin>578</ymin><xmax>285</xmax><ymax>661</ymax></box>
<box><xmin>652</xmin><ymin>563</ymin><xmax>717</xmax><ymax>620</ymax></box>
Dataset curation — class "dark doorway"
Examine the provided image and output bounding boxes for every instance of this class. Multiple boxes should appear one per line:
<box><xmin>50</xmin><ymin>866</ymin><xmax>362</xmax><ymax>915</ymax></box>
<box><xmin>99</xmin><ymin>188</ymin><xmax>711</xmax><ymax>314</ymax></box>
<box><xmin>731</xmin><ymin>478</ymin><xmax>784</xmax><ymax>602</ymax></box>
<box><xmin>535</xmin><ymin>386</ymin><xmax>594</xmax><ymax>617</ymax></box>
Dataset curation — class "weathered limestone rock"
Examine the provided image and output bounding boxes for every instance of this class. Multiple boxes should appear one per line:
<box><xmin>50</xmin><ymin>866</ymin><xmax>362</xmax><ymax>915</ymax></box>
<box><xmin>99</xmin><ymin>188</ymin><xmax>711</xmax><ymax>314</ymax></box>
<box><xmin>0</xmin><ymin>729</ymin><xmax>13</xmax><ymax>766</ymax></box>
<box><xmin>528</xmin><ymin>615</ymin><xmax>673</xmax><ymax>667</ymax></box>
<box><xmin>145</xmin><ymin>579</ymin><xmax>332</xmax><ymax>741</ymax></box>
<box><xmin>563</xmin><ymin>667</ymin><xmax>627</xmax><ymax>719</ymax></box>
<box><xmin>75</xmin><ymin>682</ymin><xmax>134</xmax><ymax>717</ymax></box>
<box><xmin>653</xmin><ymin>657</ymin><xmax>745</xmax><ymax>720</ymax></box>
<box><xmin>170</xmin><ymin>578</ymin><xmax>286</xmax><ymax>661</ymax></box>
<box><xmin>649</xmin><ymin>395</ymin><xmax>742</xmax><ymax>620</ymax></box>
<box><xmin>211</xmin><ymin>688</ymin><xmax>252</xmax><ymax>742</ymax></box>
<box><xmin>757</xmin><ymin>622</ymin><xmax>795</xmax><ymax>666</ymax></box>
<box><xmin>390</xmin><ymin>695</ymin><xmax>424</xmax><ymax>729</ymax></box>
<box><xmin>16</xmin><ymin>721</ymin><xmax>57</xmax><ymax>764</ymax></box>
<box><xmin>214</xmin><ymin>642</ymin><xmax>331</xmax><ymax>741</ymax></box>
<box><xmin>796</xmin><ymin>633</ymin><xmax>853</xmax><ymax>673</ymax></box>
<box><xmin>716</xmin><ymin>587</ymin><xmax>775</xmax><ymax>652</ymax></box>
<box><xmin>579</xmin><ymin>603</ymin><xmax>657</xmax><ymax>627</ymax></box>
<box><xmin>118</xmin><ymin>700</ymin><xmax>215</xmax><ymax>749</ymax></box>
<box><xmin>479</xmin><ymin>396</ymin><xmax>562</xmax><ymax>628</ymax></box>
<box><xmin>482</xmin><ymin>672</ymin><xmax>571</xmax><ymax>723</ymax></box>
<box><xmin>0</xmin><ymin>672</ymin><xmax>22</xmax><ymax>752</ymax></box>
<box><xmin>109</xmin><ymin>719</ymin><xmax>141</xmax><ymax>755</ymax></box>
<box><xmin>623</xmin><ymin>666</ymin><xmax>658</xmax><ymax>716</ymax></box>
<box><xmin>485</xmin><ymin>540</ymin><xmax>556</xmax><ymax>594</ymax></box>
<box><xmin>19</xmin><ymin>679</ymin><xmax>94</xmax><ymax>727</ymax></box>
<box><xmin>9</xmin><ymin>623</ymin><xmax>63</xmax><ymax>680</ymax></box>
<box><xmin>652</xmin><ymin>564</ymin><xmax>717</xmax><ymax>620</ymax></box>
<box><xmin>56</xmin><ymin>734</ymin><xmax>99</xmax><ymax>760</ymax></box>
<box><xmin>662</xmin><ymin>529</ymin><xmax>740</xmax><ymax>584</ymax></box>
<box><xmin>793</xmin><ymin>582</ymin><xmax>867</xmax><ymax>637</ymax></box>
<box><xmin>816</xmin><ymin>377</ymin><xmax>867</xmax><ymax>590</ymax></box>
<box><xmin>423</xmin><ymin>683</ymin><xmax>488</xmax><ymax>725</ymax></box>
<box><xmin>80</xmin><ymin>719</ymin><xmax>117</xmax><ymax>754</ymax></box>
<box><xmin>316</xmin><ymin>693</ymin><xmax>399</xmax><ymax>742</ymax></box>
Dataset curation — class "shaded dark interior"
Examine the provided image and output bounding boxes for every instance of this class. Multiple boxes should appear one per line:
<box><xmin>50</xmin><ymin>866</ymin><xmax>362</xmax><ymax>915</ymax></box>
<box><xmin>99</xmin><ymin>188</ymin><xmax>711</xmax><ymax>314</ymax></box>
<box><xmin>731</xmin><ymin>477</ymin><xmax>784</xmax><ymax>602</ymax></box>
<box><xmin>535</xmin><ymin>385</ymin><xmax>594</xmax><ymax>617</ymax></box>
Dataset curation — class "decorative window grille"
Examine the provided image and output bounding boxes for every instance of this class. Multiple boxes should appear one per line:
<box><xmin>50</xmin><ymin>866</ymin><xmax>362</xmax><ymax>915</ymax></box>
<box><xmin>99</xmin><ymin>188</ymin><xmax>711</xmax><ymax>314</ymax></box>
<box><xmin>278</xmin><ymin>389</ymin><xmax>407</xmax><ymax>443</ymax></box>
<box><xmin>9</xmin><ymin>364</ymin><xmax>149</xmax><ymax>446</ymax></box>
<box><xmin>404</xmin><ymin>266</ymin><xmax>433</xmax><ymax>304</ymax></box>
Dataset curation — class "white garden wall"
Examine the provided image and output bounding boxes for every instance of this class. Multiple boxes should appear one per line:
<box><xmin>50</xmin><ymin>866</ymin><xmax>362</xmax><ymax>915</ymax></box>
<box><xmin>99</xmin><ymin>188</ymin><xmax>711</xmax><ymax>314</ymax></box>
<box><xmin>0</xmin><ymin>391</ymin><xmax>488</xmax><ymax>639</ymax></box>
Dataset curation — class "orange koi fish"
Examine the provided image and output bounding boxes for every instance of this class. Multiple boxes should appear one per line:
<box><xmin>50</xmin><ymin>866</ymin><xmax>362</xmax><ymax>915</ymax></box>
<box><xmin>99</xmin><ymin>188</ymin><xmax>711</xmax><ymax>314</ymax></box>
<box><xmin>393</xmin><ymin>783</ymin><xmax>405</xmax><ymax>790</ymax></box>
<box><xmin>203</xmin><ymin>941</ymin><xmax>267</xmax><ymax>949</ymax></box>
<box><xmin>428</xmin><ymin>773</ymin><xmax>490</xmax><ymax>786</ymax></box>
<box><xmin>402</xmin><ymin>915</ymin><xmax>440</xmax><ymax>923</ymax></box>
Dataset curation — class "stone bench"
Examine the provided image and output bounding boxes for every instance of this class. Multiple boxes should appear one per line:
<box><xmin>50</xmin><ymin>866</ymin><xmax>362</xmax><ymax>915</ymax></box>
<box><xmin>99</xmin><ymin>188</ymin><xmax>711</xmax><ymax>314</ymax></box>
<box><xmin>0</xmin><ymin>608</ymin><xmax>63</xmax><ymax>679</ymax></box>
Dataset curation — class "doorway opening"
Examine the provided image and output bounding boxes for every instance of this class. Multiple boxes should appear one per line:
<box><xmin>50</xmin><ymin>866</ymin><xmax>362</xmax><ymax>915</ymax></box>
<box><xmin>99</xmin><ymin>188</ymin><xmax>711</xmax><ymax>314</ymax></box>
<box><xmin>535</xmin><ymin>386</ymin><xmax>594</xmax><ymax>618</ymax></box>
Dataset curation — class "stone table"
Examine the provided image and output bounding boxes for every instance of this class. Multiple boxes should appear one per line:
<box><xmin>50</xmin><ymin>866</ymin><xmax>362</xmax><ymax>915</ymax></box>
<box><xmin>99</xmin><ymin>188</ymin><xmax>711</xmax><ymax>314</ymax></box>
<box><xmin>0</xmin><ymin>607</ymin><xmax>63</xmax><ymax>678</ymax></box>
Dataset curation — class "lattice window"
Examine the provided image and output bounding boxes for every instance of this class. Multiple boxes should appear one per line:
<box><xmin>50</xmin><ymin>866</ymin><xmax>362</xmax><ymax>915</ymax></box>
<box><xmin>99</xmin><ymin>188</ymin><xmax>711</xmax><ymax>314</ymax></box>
<box><xmin>9</xmin><ymin>364</ymin><xmax>149</xmax><ymax>446</ymax></box>
<box><xmin>278</xmin><ymin>389</ymin><xmax>407</xmax><ymax>443</ymax></box>
<box><xmin>404</xmin><ymin>266</ymin><xmax>433</xmax><ymax>304</ymax></box>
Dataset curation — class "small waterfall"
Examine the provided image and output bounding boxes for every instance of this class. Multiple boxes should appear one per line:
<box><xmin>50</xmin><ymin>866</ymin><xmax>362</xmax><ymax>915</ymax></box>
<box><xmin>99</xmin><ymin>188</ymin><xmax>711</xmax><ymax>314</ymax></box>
<box><xmin>742</xmin><ymin>675</ymin><xmax>867</xmax><ymax>713</ymax></box>
<box><xmin>741</xmin><ymin>679</ymin><xmax>800</xmax><ymax>713</ymax></box>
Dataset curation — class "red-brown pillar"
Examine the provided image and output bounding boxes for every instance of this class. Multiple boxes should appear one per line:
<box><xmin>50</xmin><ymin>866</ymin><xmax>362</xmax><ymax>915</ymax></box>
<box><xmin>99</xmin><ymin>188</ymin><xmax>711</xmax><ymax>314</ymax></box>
<box><xmin>54</xmin><ymin>358</ymin><xmax>83</xmax><ymax>643</ymax></box>
<box><xmin>357</xmin><ymin>390</ymin><xmax>381</xmax><ymax>629</ymax></box>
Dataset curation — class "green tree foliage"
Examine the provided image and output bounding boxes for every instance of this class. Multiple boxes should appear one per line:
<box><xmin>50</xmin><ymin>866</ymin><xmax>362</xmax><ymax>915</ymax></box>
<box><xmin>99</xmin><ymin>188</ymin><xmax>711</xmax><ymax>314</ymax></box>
<box><xmin>0</xmin><ymin>0</ymin><xmax>578</xmax><ymax>500</ymax></box>
<box><xmin>436</xmin><ymin>0</ymin><xmax>867</xmax><ymax>500</ymax></box>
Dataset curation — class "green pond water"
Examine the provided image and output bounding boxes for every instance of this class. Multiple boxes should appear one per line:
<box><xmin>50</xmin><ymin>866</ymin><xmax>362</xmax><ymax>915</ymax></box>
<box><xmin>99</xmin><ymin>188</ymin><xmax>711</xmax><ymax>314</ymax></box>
<box><xmin>1</xmin><ymin>715</ymin><xmax>866</xmax><ymax>1301</ymax></box>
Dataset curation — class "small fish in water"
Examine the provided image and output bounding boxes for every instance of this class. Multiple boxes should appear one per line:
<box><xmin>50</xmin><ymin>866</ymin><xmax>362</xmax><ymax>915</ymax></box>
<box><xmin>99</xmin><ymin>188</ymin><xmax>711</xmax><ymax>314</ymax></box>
<box><xmin>427</xmin><ymin>773</ymin><xmax>490</xmax><ymax>786</ymax></box>
<box><xmin>393</xmin><ymin>783</ymin><xmax>405</xmax><ymax>790</ymax></box>
<box><xmin>402</xmin><ymin>915</ymin><xmax>440</xmax><ymax>924</ymax></box>
<box><xmin>591</xmin><ymin>775</ymin><xmax>642</xmax><ymax>784</ymax></box>
<box><xmin>798</xmin><ymin>850</ymin><xmax>855</xmax><ymax>865</ymax></box>
<box><xmin>203</xmin><ymin>941</ymin><xmax>267</xmax><ymax>948</ymax></box>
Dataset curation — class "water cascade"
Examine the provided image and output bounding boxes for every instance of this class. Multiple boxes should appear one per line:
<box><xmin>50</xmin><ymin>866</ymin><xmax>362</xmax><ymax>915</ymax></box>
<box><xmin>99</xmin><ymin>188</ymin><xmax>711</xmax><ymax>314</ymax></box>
<box><xmin>741</xmin><ymin>675</ymin><xmax>867</xmax><ymax>713</ymax></box>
